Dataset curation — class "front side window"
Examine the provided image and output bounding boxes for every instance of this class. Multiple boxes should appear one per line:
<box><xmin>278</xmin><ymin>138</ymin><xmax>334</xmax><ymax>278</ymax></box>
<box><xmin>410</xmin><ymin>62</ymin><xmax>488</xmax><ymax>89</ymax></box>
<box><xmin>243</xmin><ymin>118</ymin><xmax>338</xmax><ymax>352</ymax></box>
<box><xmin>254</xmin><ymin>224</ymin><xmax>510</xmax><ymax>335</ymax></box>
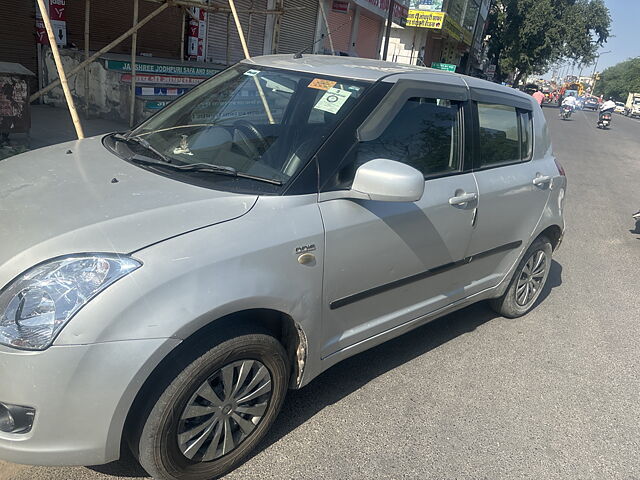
<box><xmin>333</xmin><ymin>97</ymin><xmax>462</xmax><ymax>188</ymax></box>
<box><xmin>478</xmin><ymin>102</ymin><xmax>533</xmax><ymax>167</ymax></box>
<box><xmin>125</xmin><ymin>65</ymin><xmax>368</xmax><ymax>187</ymax></box>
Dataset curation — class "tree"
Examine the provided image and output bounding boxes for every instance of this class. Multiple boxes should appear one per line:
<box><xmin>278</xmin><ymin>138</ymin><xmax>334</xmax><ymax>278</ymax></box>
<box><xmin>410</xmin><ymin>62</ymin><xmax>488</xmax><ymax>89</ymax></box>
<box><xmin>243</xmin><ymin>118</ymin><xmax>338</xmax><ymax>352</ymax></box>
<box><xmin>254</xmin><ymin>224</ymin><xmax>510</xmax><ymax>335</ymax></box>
<box><xmin>486</xmin><ymin>0</ymin><xmax>611</xmax><ymax>86</ymax></box>
<box><xmin>594</xmin><ymin>57</ymin><xmax>640</xmax><ymax>100</ymax></box>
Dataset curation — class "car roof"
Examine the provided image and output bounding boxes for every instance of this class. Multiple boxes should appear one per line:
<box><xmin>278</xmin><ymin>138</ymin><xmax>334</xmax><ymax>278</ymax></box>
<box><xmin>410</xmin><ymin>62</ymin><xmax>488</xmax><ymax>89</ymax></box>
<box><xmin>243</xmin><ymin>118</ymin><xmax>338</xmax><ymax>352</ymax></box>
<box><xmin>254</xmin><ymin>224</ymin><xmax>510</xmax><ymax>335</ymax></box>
<box><xmin>245</xmin><ymin>54</ymin><xmax>533</xmax><ymax>103</ymax></box>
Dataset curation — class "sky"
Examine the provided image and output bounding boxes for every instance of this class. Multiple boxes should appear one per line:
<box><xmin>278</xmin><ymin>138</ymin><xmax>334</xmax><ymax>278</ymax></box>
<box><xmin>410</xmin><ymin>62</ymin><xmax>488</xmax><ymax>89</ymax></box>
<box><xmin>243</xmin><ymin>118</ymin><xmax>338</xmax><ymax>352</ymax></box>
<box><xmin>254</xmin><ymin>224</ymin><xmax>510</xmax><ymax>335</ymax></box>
<box><xmin>596</xmin><ymin>0</ymin><xmax>640</xmax><ymax>70</ymax></box>
<box><xmin>544</xmin><ymin>0</ymin><xmax>639</xmax><ymax>79</ymax></box>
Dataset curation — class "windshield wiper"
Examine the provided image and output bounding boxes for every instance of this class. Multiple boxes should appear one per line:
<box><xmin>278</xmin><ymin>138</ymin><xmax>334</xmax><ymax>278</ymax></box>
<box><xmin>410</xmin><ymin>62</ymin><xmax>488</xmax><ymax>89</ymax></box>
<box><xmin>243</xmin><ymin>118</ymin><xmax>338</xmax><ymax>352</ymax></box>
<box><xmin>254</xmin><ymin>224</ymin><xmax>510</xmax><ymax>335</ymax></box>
<box><xmin>112</xmin><ymin>133</ymin><xmax>172</xmax><ymax>164</ymax></box>
<box><xmin>128</xmin><ymin>155</ymin><xmax>283</xmax><ymax>186</ymax></box>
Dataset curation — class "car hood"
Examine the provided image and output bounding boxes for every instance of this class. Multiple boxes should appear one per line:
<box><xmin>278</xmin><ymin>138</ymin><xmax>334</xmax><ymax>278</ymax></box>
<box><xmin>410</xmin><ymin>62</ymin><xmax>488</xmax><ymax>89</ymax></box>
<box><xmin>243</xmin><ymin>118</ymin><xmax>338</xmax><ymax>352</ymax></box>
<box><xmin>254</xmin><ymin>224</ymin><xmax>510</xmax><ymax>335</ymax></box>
<box><xmin>0</xmin><ymin>136</ymin><xmax>257</xmax><ymax>287</ymax></box>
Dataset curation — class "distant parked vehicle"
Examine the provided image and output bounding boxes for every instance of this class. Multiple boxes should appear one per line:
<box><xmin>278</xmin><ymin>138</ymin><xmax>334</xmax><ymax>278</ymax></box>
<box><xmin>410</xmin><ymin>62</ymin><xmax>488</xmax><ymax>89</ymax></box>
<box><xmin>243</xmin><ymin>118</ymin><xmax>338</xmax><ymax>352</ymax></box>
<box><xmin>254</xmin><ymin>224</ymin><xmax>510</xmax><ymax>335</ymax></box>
<box><xmin>624</xmin><ymin>93</ymin><xmax>640</xmax><ymax>117</ymax></box>
<box><xmin>615</xmin><ymin>102</ymin><xmax>626</xmax><ymax>114</ymax></box>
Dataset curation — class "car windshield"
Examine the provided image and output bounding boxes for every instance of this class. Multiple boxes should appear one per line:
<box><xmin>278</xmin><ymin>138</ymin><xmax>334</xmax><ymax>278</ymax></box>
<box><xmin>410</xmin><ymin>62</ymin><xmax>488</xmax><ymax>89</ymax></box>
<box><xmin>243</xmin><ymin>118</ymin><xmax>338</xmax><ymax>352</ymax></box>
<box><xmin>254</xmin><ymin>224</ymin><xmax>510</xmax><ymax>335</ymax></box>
<box><xmin>129</xmin><ymin>64</ymin><xmax>369</xmax><ymax>185</ymax></box>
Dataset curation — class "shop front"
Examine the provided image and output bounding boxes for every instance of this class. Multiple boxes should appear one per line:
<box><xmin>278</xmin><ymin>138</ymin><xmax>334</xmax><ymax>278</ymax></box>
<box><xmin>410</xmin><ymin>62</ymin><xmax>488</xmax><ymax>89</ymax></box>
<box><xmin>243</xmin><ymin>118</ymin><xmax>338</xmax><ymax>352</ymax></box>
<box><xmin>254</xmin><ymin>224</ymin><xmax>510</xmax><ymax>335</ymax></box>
<box><xmin>323</xmin><ymin>0</ymin><xmax>407</xmax><ymax>58</ymax></box>
<box><xmin>404</xmin><ymin>4</ymin><xmax>473</xmax><ymax>70</ymax></box>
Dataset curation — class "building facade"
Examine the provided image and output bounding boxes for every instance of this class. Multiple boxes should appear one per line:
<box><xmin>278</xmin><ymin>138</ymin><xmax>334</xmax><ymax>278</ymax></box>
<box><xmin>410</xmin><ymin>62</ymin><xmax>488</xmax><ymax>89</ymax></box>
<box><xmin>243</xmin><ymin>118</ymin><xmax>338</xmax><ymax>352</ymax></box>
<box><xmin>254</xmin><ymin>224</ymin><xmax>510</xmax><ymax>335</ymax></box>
<box><xmin>0</xmin><ymin>0</ymin><xmax>411</xmax><ymax>124</ymax></box>
<box><xmin>385</xmin><ymin>0</ymin><xmax>490</xmax><ymax>74</ymax></box>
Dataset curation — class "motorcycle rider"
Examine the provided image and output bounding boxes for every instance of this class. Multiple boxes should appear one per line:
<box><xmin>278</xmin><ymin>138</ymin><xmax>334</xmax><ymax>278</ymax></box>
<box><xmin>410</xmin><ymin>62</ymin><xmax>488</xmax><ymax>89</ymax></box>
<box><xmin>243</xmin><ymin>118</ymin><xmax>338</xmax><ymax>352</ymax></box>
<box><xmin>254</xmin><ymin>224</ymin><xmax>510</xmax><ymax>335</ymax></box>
<box><xmin>600</xmin><ymin>97</ymin><xmax>616</xmax><ymax>113</ymax></box>
<box><xmin>560</xmin><ymin>92</ymin><xmax>578</xmax><ymax>117</ymax></box>
<box><xmin>598</xmin><ymin>97</ymin><xmax>616</xmax><ymax>126</ymax></box>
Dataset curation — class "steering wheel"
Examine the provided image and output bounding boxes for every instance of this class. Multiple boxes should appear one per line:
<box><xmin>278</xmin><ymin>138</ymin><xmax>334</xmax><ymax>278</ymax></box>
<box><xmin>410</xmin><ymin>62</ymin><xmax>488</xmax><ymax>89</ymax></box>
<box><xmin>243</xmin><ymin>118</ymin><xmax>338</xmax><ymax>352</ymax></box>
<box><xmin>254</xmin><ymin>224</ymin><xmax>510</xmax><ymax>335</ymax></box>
<box><xmin>233</xmin><ymin>120</ymin><xmax>269</xmax><ymax>159</ymax></box>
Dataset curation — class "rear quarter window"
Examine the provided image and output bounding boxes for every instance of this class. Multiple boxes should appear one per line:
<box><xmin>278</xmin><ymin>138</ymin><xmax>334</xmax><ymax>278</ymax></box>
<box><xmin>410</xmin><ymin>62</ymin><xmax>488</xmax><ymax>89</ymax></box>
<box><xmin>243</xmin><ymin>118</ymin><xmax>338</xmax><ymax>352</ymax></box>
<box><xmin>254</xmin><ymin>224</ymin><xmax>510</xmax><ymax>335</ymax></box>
<box><xmin>477</xmin><ymin>102</ymin><xmax>533</xmax><ymax>168</ymax></box>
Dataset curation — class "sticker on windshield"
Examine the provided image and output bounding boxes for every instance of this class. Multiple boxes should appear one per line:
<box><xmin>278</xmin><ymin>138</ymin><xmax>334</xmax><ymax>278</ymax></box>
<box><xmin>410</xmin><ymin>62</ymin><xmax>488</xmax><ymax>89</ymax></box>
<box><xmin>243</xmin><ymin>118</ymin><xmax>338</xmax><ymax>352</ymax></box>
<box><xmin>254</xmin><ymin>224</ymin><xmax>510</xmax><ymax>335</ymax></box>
<box><xmin>308</xmin><ymin>78</ymin><xmax>337</xmax><ymax>91</ymax></box>
<box><xmin>313</xmin><ymin>87</ymin><xmax>352</xmax><ymax>114</ymax></box>
<box><xmin>244</xmin><ymin>69</ymin><xmax>260</xmax><ymax>77</ymax></box>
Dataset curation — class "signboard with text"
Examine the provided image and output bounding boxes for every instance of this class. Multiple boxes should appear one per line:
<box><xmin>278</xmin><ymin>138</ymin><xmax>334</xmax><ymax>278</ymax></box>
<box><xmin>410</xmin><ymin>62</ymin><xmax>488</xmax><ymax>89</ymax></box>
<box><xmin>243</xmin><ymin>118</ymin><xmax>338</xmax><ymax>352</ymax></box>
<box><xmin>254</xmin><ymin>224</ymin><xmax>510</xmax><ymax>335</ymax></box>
<box><xmin>121</xmin><ymin>74</ymin><xmax>205</xmax><ymax>86</ymax></box>
<box><xmin>106</xmin><ymin>60</ymin><xmax>220</xmax><ymax>77</ymax></box>
<box><xmin>406</xmin><ymin>10</ymin><xmax>444</xmax><ymax>28</ymax></box>
<box><xmin>431</xmin><ymin>62</ymin><xmax>456</xmax><ymax>72</ymax></box>
<box><xmin>187</xmin><ymin>7</ymin><xmax>207</xmax><ymax>61</ymax></box>
<box><xmin>408</xmin><ymin>0</ymin><xmax>442</xmax><ymax>11</ymax></box>
<box><xmin>332</xmin><ymin>0</ymin><xmax>349</xmax><ymax>11</ymax></box>
<box><xmin>353</xmin><ymin>0</ymin><xmax>409</xmax><ymax>26</ymax></box>
<box><xmin>35</xmin><ymin>0</ymin><xmax>67</xmax><ymax>46</ymax></box>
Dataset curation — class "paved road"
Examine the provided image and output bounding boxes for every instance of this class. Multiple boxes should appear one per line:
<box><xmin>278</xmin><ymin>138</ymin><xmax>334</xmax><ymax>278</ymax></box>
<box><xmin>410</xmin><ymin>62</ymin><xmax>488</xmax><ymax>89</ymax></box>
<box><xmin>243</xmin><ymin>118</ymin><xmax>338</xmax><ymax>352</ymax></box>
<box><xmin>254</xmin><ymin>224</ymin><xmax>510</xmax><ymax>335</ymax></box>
<box><xmin>1</xmin><ymin>107</ymin><xmax>639</xmax><ymax>480</ymax></box>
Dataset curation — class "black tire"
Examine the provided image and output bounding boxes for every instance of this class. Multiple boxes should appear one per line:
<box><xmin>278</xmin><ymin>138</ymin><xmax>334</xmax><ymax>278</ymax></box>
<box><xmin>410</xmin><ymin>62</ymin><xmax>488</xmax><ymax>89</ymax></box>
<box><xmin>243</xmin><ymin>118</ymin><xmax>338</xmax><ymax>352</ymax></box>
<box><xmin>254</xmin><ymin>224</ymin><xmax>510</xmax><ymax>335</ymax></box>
<box><xmin>133</xmin><ymin>333</ymin><xmax>289</xmax><ymax>480</ymax></box>
<box><xmin>490</xmin><ymin>236</ymin><xmax>553</xmax><ymax>318</ymax></box>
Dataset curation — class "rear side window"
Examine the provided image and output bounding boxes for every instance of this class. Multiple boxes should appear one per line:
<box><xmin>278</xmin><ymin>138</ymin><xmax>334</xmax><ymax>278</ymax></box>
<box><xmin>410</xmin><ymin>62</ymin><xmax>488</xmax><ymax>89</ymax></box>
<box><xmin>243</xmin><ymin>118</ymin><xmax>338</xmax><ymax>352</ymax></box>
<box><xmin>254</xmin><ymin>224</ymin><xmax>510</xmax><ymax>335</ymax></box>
<box><xmin>355</xmin><ymin>97</ymin><xmax>462</xmax><ymax>177</ymax></box>
<box><xmin>477</xmin><ymin>103</ymin><xmax>533</xmax><ymax>167</ymax></box>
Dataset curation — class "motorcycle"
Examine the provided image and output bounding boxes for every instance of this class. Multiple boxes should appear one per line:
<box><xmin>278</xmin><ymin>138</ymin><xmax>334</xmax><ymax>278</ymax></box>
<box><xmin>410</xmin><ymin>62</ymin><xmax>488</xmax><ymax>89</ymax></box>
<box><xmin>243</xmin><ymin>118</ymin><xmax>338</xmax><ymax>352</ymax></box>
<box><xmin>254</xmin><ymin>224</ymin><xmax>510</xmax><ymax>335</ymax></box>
<box><xmin>560</xmin><ymin>105</ymin><xmax>573</xmax><ymax>120</ymax></box>
<box><xmin>597</xmin><ymin>110</ymin><xmax>613</xmax><ymax>129</ymax></box>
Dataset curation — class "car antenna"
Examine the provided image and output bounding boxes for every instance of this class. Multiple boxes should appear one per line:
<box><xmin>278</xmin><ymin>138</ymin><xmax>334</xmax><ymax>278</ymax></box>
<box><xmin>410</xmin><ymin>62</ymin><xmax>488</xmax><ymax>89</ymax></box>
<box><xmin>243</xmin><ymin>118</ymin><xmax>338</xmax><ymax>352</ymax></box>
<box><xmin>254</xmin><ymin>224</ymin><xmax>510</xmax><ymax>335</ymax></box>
<box><xmin>293</xmin><ymin>34</ymin><xmax>326</xmax><ymax>59</ymax></box>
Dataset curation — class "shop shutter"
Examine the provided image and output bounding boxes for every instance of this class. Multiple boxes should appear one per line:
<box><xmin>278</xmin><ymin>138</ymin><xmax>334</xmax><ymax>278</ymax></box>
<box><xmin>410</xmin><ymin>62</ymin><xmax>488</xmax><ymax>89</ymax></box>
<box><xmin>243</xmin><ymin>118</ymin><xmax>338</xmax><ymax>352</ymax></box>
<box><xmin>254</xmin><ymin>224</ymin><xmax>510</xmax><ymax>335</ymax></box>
<box><xmin>207</xmin><ymin>0</ymin><xmax>267</xmax><ymax>66</ymax></box>
<box><xmin>277</xmin><ymin>0</ymin><xmax>319</xmax><ymax>54</ymax></box>
<box><xmin>355</xmin><ymin>9</ymin><xmax>381</xmax><ymax>59</ymax></box>
<box><xmin>325</xmin><ymin>8</ymin><xmax>352</xmax><ymax>54</ymax></box>
<box><xmin>0</xmin><ymin>1</ymin><xmax>38</xmax><ymax>79</ymax></box>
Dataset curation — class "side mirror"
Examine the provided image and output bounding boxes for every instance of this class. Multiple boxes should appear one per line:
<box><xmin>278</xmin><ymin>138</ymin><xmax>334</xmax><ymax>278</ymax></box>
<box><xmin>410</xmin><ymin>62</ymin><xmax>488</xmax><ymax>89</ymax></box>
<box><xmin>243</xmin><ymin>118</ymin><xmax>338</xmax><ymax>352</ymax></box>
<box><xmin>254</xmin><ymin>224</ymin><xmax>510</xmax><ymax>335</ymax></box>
<box><xmin>351</xmin><ymin>159</ymin><xmax>425</xmax><ymax>202</ymax></box>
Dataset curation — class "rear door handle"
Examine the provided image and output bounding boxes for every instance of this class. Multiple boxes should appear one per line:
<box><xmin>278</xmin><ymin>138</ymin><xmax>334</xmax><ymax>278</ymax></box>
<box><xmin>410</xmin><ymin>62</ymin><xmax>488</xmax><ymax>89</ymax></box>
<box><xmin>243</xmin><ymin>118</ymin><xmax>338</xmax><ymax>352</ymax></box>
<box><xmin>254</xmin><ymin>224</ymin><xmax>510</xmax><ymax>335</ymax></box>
<box><xmin>449</xmin><ymin>192</ymin><xmax>478</xmax><ymax>206</ymax></box>
<box><xmin>532</xmin><ymin>175</ymin><xmax>552</xmax><ymax>186</ymax></box>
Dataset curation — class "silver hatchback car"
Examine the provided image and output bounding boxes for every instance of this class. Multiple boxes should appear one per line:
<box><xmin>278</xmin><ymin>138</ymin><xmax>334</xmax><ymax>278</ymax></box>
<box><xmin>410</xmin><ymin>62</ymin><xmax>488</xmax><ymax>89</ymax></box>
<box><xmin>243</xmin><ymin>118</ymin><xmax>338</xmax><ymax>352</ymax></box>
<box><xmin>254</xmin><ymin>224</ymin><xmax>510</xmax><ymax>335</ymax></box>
<box><xmin>0</xmin><ymin>56</ymin><xmax>565</xmax><ymax>479</ymax></box>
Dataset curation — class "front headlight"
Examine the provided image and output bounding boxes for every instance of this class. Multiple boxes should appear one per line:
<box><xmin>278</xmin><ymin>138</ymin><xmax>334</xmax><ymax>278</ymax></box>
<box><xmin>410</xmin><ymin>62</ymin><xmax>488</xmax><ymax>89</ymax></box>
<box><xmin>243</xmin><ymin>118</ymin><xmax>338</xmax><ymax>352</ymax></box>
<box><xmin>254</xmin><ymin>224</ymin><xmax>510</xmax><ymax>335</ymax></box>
<box><xmin>0</xmin><ymin>255</ymin><xmax>141</xmax><ymax>350</ymax></box>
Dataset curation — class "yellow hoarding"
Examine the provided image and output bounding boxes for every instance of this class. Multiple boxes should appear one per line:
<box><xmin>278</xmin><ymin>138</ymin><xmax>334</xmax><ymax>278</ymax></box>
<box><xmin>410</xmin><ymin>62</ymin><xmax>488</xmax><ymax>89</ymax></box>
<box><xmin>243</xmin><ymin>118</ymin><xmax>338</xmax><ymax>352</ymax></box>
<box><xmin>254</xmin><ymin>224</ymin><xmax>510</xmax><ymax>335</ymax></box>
<box><xmin>406</xmin><ymin>10</ymin><xmax>445</xmax><ymax>29</ymax></box>
<box><xmin>407</xmin><ymin>10</ymin><xmax>472</xmax><ymax>46</ymax></box>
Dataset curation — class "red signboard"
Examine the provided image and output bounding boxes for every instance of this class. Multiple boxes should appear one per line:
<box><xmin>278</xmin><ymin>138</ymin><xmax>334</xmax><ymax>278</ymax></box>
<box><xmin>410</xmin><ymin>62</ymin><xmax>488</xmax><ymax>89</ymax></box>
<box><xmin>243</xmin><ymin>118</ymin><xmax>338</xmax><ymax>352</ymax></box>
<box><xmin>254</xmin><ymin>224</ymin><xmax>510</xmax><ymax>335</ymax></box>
<box><xmin>35</xmin><ymin>0</ymin><xmax>67</xmax><ymax>45</ymax></box>
<box><xmin>35</xmin><ymin>19</ymin><xmax>47</xmax><ymax>44</ymax></box>
<box><xmin>186</xmin><ymin>7</ymin><xmax>207</xmax><ymax>61</ymax></box>
<box><xmin>48</xmin><ymin>0</ymin><xmax>66</xmax><ymax>21</ymax></box>
<box><xmin>332</xmin><ymin>1</ymin><xmax>349</xmax><ymax>11</ymax></box>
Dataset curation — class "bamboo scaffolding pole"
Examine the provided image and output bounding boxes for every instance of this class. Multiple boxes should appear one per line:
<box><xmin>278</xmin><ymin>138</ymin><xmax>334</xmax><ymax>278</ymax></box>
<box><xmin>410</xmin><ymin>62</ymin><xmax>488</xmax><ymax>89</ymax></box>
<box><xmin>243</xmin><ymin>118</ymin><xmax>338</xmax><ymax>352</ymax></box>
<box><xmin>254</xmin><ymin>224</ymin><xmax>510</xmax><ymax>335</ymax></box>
<box><xmin>30</xmin><ymin>1</ymin><xmax>170</xmax><ymax>103</ymax></box>
<box><xmin>36</xmin><ymin>0</ymin><xmax>85</xmax><ymax>139</ymax></box>
<box><xmin>318</xmin><ymin>0</ymin><xmax>334</xmax><ymax>55</ymax></box>
<box><xmin>84</xmin><ymin>0</ymin><xmax>90</xmax><ymax>114</ymax></box>
<box><xmin>228</xmin><ymin>0</ymin><xmax>274</xmax><ymax>124</ymax></box>
<box><xmin>129</xmin><ymin>0</ymin><xmax>139</xmax><ymax>127</ymax></box>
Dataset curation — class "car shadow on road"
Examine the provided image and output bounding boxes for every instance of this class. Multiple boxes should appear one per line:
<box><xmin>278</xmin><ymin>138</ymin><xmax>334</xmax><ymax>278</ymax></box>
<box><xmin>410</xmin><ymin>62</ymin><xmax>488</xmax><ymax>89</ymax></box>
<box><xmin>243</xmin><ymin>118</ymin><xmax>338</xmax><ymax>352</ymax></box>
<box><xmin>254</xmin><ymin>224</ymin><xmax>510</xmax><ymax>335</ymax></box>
<box><xmin>90</xmin><ymin>260</ymin><xmax>563</xmax><ymax>479</ymax></box>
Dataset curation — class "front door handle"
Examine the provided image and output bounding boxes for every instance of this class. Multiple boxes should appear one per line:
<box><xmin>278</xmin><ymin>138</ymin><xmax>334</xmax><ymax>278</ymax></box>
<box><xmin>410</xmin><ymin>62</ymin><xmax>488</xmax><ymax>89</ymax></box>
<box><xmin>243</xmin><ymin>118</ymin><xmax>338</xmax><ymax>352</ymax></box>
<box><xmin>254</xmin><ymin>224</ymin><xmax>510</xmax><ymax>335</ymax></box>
<box><xmin>532</xmin><ymin>175</ymin><xmax>552</xmax><ymax>187</ymax></box>
<box><xmin>449</xmin><ymin>192</ymin><xmax>478</xmax><ymax>206</ymax></box>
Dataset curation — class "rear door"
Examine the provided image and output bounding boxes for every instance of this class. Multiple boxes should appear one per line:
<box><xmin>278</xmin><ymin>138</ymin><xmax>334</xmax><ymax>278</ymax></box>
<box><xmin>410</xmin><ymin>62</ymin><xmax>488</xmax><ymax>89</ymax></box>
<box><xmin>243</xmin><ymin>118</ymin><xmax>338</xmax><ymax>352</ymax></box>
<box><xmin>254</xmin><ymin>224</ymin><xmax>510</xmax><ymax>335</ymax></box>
<box><xmin>463</xmin><ymin>86</ymin><xmax>554</xmax><ymax>292</ymax></box>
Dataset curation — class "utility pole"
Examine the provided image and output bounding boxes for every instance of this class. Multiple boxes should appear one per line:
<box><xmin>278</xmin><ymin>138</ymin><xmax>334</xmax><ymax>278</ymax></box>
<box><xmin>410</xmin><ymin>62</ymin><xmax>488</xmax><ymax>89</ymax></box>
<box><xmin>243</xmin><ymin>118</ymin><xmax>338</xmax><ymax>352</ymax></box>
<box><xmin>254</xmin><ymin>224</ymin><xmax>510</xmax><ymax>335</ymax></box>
<box><xmin>382</xmin><ymin>0</ymin><xmax>395</xmax><ymax>61</ymax></box>
<box><xmin>590</xmin><ymin>50</ymin><xmax>611</xmax><ymax>95</ymax></box>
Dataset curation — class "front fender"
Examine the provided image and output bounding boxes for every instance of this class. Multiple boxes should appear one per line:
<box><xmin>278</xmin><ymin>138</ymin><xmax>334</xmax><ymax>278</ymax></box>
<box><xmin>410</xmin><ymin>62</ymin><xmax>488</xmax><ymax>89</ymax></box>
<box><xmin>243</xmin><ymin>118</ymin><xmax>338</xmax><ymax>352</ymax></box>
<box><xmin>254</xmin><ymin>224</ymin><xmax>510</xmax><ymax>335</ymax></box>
<box><xmin>54</xmin><ymin>195</ymin><xmax>325</xmax><ymax>382</ymax></box>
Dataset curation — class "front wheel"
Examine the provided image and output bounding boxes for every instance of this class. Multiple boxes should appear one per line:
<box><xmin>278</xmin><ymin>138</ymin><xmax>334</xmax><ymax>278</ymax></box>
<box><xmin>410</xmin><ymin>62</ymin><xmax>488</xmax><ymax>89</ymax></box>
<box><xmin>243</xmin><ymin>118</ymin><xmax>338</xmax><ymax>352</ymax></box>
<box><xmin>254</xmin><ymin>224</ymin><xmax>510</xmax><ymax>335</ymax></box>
<box><xmin>490</xmin><ymin>236</ymin><xmax>553</xmax><ymax>318</ymax></box>
<box><xmin>133</xmin><ymin>333</ymin><xmax>290</xmax><ymax>480</ymax></box>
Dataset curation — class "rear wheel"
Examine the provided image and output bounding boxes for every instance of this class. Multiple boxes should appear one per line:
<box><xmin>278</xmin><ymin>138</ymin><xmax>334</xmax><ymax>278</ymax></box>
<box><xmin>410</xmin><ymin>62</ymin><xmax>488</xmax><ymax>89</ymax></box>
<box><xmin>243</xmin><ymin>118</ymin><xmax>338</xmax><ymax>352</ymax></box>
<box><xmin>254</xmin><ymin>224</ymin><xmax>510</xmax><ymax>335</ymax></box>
<box><xmin>490</xmin><ymin>236</ymin><xmax>552</xmax><ymax>318</ymax></box>
<box><xmin>133</xmin><ymin>333</ymin><xmax>289</xmax><ymax>480</ymax></box>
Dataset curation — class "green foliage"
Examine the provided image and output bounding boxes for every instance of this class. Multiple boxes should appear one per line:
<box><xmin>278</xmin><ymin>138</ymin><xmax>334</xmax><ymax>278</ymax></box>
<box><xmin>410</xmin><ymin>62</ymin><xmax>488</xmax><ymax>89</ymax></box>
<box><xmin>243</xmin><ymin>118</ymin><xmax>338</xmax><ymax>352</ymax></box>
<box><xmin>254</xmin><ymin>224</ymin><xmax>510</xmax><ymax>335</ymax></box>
<box><xmin>593</xmin><ymin>57</ymin><xmax>640</xmax><ymax>101</ymax></box>
<box><xmin>487</xmin><ymin>0</ymin><xmax>611</xmax><ymax>85</ymax></box>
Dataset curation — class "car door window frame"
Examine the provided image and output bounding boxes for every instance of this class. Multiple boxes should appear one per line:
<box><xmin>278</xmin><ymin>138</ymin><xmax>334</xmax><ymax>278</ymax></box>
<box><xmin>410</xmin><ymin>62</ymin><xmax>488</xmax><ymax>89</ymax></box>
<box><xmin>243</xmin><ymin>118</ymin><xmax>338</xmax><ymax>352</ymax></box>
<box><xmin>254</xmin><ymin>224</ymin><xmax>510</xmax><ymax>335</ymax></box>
<box><xmin>318</xmin><ymin>78</ymin><xmax>473</xmax><ymax>192</ymax></box>
<box><xmin>468</xmin><ymin>88</ymin><xmax>535</xmax><ymax>171</ymax></box>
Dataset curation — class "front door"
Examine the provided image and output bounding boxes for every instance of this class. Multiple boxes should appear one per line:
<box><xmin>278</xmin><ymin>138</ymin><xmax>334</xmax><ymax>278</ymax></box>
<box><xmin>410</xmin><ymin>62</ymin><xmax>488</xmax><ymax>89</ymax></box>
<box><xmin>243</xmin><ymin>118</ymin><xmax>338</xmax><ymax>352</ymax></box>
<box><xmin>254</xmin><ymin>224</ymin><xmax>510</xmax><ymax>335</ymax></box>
<box><xmin>318</xmin><ymin>93</ymin><xmax>478</xmax><ymax>358</ymax></box>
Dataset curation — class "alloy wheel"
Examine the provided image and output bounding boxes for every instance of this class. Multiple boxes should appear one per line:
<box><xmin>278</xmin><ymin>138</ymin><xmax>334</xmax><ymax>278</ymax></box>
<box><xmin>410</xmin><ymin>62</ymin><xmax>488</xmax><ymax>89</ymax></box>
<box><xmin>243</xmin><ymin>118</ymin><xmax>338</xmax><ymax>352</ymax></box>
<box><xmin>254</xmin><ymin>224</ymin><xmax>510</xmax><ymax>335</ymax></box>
<box><xmin>177</xmin><ymin>359</ymin><xmax>272</xmax><ymax>462</ymax></box>
<box><xmin>515</xmin><ymin>250</ymin><xmax>547</xmax><ymax>307</ymax></box>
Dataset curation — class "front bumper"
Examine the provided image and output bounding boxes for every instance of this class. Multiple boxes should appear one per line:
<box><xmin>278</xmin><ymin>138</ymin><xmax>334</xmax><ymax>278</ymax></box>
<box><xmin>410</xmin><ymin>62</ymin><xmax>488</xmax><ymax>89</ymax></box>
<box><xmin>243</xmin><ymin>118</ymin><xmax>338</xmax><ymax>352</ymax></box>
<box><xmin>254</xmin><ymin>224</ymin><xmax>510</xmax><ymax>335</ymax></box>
<box><xmin>0</xmin><ymin>338</ymin><xmax>180</xmax><ymax>466</ymax></box>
